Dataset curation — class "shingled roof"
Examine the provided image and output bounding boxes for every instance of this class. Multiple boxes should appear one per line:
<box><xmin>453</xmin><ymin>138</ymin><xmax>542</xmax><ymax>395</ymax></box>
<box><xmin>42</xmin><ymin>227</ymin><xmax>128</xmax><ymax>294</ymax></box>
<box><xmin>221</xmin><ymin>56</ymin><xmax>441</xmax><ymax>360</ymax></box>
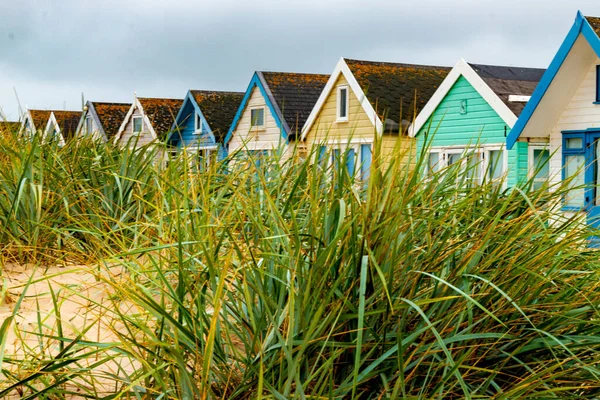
<box><xmin>585</xmin><ymin>16</ymin><xmax>600</xmax><ymax>36</ymax></box>
<box><xmin>344</xmin><ymin>59</ymin><xmax>451</xmax><ymax>132</ymax></box>
<box><xmin>468</xmin><ymin>63</ymin><xmax>546</xmax><ymax>116</ymax></box>
<box><xmin>28</xmin><ymin>110</ymin><xmax>52</xmax><ymax>131</ymax></box>
<box><xmin>260</xmin><ymin>71</ymin><xmax>329</xmax><ymax>137</ymax></box>
<box><xmin>0</xmin><ymin>121</ymin><xmax>21</xmax><ymax>134</ymax></box>
<box><xmin>138</xmin><ymin>98</ymin><xmax>183</xmax><ymax>140</ymax></box>
<box><xmin>91</xmin><ymin>102</ymin><xmax>131</xmax><ymax>139</ymax></box>
<box><xmin>190</xmin><ymin>90</ymin><xmax>244</xmax><ymax>142</ymax></box>
<box><xmin>52</xmin><ymin>110</ymin><xmax>82</xmax><ymax>141</ymax></box>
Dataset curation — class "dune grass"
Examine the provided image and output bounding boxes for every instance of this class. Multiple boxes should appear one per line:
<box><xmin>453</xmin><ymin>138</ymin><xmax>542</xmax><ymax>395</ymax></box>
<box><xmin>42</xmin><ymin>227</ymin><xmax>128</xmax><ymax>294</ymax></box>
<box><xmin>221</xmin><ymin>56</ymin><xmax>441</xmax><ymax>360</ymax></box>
<box><xmin>0</xmin><ymin>131</ymin><xmax>599</xmax><ymax>399</ymax></box>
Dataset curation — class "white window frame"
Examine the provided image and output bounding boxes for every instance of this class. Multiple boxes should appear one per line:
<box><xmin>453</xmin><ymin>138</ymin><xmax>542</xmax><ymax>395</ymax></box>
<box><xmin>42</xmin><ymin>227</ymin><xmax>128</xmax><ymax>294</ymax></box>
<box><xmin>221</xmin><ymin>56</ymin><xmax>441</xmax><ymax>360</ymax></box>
<box><xmin>528</xmin><ymin>143</ymin><xmax>550</xmax><ymax>189</ymax></box>
<box><xmin>250</xmin><ymin>107</ymin><xmax>266</xmax><ymax>129</ymax></box>
<box><xmin>336</xmin><ymin>85</ymin><xmax>349</xmax><ymax>122</ymax></box>
<box><xmin>319</xmin><ymin>139</ymin><xmax>373</xmax><ymax>180</ymax></box>
<box><xmin>194</xmin><ymin>113</ymin><xmax>203</xmax><ymax>135</ymax></box>
<box><xmin>428</xmin><ymin>144</ymin><xmax>508</xmax><ymax>188</ymax></box>
<box><xmin>132</xmin><ymin>116</ymin><xmax>143</xmax><ymax>135</ymax></box>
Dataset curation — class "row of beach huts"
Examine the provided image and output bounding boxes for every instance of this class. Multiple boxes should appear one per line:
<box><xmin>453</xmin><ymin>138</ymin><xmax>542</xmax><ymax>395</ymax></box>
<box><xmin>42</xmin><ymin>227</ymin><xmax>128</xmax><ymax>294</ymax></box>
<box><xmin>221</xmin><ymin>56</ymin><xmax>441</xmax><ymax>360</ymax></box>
<box><xmin>2</xmin><ymin>12</ymin><xmax>600</xmax><ymax>227</ymax></box>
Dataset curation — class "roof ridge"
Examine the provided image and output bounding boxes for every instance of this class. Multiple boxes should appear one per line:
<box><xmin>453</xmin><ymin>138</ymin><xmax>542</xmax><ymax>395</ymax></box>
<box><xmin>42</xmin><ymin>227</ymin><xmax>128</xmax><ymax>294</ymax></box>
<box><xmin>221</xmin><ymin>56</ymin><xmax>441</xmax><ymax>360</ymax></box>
<box><xmin>468</xmin><ymin>62</ymin><xmax>546</xmax><ymax>71</ymax></box>
<box><xmin>344</xmin><ymin>57</ymin><xmax>451</xmax><ymax>69</ymax></box>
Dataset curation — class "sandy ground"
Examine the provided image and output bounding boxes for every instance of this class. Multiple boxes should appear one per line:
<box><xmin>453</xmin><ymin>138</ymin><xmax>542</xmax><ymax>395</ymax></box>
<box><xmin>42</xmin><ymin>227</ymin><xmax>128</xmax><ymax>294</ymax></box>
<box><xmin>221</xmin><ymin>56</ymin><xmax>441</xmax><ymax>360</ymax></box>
<box><xmin>0</xmin><ymin>263</ymin><xmax>140</xmax><ymax>398</ymax></box>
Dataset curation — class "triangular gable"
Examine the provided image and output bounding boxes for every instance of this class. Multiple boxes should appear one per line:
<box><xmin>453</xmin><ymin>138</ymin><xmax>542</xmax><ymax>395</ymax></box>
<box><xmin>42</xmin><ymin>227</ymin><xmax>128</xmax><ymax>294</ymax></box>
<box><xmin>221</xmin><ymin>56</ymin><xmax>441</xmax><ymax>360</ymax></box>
<box><xmin>113</xmin><ymin>97</ymin><xmax>159</xmax><ymax>144</ymax></box>
<box><xmin>410</xmin><ymin>58</ymin><xmax>519</xmax><ymax>137</ymax></box>
<box><xmin>507</xmin><ymin>11</ymin><xmax>600</xmax><ymax>149</ymax></box>
<box><xmin>169</xmin><ymin>90</ymin><xmax>217</xmax><ymax>145</ymax></box>
<box><xmin>300</xmin><ymin>58</ymin><xmax>382</xmax><ymax>140</ymax></box>
<box><xmin>224</xmin><ymin>72</ymin><xmax>286</xmax><ymax>146</ymax></box>
<box><xmin>76</xmin><ymin>102</ymin><xmax>106</xmax><ymax>140</ymax></box>
<box><xmin>44</xmin><ymin>112</ymin><xmax>66</xmax><ymax>146</ymax></box>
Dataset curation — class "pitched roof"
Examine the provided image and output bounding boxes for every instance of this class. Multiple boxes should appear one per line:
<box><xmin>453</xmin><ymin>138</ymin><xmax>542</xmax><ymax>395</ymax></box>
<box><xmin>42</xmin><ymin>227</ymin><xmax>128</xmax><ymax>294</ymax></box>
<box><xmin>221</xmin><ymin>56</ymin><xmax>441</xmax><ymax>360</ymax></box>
<box><xmin>344</xmin><ymin>59</ymin><xmax>451</xmax><ymax>131</ymax></box>
<box><xmin>91</xmin><ymin>102</ymin><xmax>131</xmax><ymax>139</ymax></box>
<box><xmin>468</xmin><ymin>63</ymin><xmax>546</xmax><ymax>116</ymax></box>
<box><xmin>260</xmin><ymin>71</ymin><xmax>329</xmax><ymax>136</ymax></box>
<box><xmin>190</xmin><ymin>90</ymin><xmax>244</xmax><ymax>142</ymax></box>
<box><xmin>507</xmin><ymin>12</ymin><xmax>600</xmax><ymax>149</ymax></box>
<box><xmin>138</xmin><ymin>98</ymin><xmax>184</xmax><ymax>140</ymax></box>
<box><xmin>585</xmin><ymin>15</ymin><xmax>600</xmax><ymax>35</ymax></box>
<box><xmin>52</xmin><ymin>111</ymin><xmax>82</xmax><ymax>141</ymax></box>
<box><xmin>0</xmin><ymin>121</ymin><xmax>21</xmax><ymax>134</ymax></box>
<box><xmin>29</xmin><ymin>110</ymin><xmax>52</xmax><ymax>131</ymax></box>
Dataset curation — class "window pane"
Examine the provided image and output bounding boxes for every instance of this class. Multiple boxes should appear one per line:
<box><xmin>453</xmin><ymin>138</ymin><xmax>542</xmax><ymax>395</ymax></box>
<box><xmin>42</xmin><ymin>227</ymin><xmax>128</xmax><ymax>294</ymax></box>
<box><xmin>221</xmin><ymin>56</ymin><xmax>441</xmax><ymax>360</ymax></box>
<box><xmin>466</xmin><ymin>153</ymin><xmax>483</xmax><ymax>184</ymax></box>
<box><xmin>532</xmin><ymin>149</ymin><xmax>549</xmax><ymax>190</ymax></box>
<box><xmin>133</xmin><ymin>117</ymin><xmax>142</xmax><ymax>133</ymax></box>
<box><xmin>565</xmin><ymin>137</ymin><xmax>582</xmax><ymax>149</ymax></box>
<box><xmin>86</xmin><ymin>118</ymin><xmax>92</xmax><ymax>134</ymax></box>
<box><xmin>361</xmin><ymin>144</ymin><xmax>372</xmax><ymax>181</ymax></box>
<box><xmin>447</xmin><ymin>152</ymin><xmax>461</xmax><ymax>166</ymax></box>
<box><xmin>251</xmin><ymin>109</ymin><xmax>264</xmax><ymax>127</ymax></box>
<box><xmin>488</xmin><ymin>150</ymin><xmax>504</xmax><ymax>181</ymax></box>
<box><xmin>339</xmin><ymin>88</ymin><xmax>347</xmax><ymax>118</ymax></box>
<box><xmin>564</xmin><ymin>154</ymin><xmax>585</xmax><ymax>207</ymax></box>
<box><xmin>318</xmin><ymin>146</ymin><xmax>327</xmax><ymax>169</ymax></box>
<box><xmin>428</xmin><ymin>152</ymin><xmax>440</xmax><ymax>174</ymax></box>
<box><xmin>345</xmin><ymin>148</ymin><xmax>355</xmax><ymax>176</ymax></box>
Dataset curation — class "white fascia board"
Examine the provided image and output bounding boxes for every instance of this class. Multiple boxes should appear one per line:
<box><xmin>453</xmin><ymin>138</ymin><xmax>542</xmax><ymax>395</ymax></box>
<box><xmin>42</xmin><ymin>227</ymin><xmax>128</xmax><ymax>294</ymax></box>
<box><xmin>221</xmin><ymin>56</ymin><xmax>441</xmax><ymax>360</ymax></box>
<box><xmin>409</xmin><ymin>58</ymin><xmax>518</xmax><ymax>137</ymax></box>
<box><xmin>300</xmin><ymin>57</ymin><xmax>382</xmax><ymax>140</ymax></box>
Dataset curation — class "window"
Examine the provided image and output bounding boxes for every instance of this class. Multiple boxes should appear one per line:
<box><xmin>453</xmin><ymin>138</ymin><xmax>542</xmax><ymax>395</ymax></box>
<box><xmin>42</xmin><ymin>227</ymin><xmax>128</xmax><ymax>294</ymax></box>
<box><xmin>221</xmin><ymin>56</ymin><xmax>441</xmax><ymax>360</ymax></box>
<box><xmin>487</xmin><ymin>149</ymin><xmax>504</xmax><ymax>182</ymax></box>
<box><xmin>427</xmin><ymin>152</ymin><xmax>441</xmax><ymax>175</ymax></box>
<box><xmin>250</xmin><ymin>108</ymin><xmax>265</xmax><ymax>128</ymax></box>
<box><xmin>318</xmin><ymin>142</ymin><xmax>373</xmax><ymax>182</ymax></box>
<box><xmin>133</xmin><ymin>116</ymin><xmax>143</xmax><ymax>134</ymax></box>
<box><xmin>529</xmin><ymin>146</ymin><xmax>550</xmax><ymax>191</ymax></box>
<box><xmin>194</xmin><ymin>113</ymin><xmax>203</xmax><ymax>134</ymax></box>
<box><xmin>86</xmin><ymin>117</ymin><xmax>92</xmax><ymax>135</ymax></box>
<box><xmin>429</xmin><ymin>146</ymin><xmax>506</xmax><ymax>187</ymax></box>
<box><xmin>562</xmin><ymin>133</ymin><xmax>585</xmax><ymax>208</ymax></box>
<box><xmin>337</xmin><ymin>86</ymin><xmax>349</xmax><ymax>122</ymax></box>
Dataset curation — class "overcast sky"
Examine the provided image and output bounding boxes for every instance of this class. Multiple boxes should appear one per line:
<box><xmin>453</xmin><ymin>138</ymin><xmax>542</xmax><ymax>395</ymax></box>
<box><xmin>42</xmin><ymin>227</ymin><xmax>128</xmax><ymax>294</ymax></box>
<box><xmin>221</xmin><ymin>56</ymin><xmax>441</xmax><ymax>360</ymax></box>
<box><xmin>0</xmin><ymin>0</ymin><xmax>599</xmax><ymax>119</ymax></box>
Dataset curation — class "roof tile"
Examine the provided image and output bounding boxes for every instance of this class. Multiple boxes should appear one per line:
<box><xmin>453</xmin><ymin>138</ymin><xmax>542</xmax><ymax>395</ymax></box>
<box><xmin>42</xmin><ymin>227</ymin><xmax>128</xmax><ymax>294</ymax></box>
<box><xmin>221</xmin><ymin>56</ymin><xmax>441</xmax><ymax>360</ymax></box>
<box><xmin>345</xmin><ymin>58</ymin><xmax>451</xmax><ymax>132</ymax></box>
<box><xmin>138</xmin><ymin>98</ymin><xmax>184</xmax><ymax>140</ymax></box>
<box><xmin>190</xmin><ymin>90</ymin><xmax>244</xmax><ymax>142</ymax></box>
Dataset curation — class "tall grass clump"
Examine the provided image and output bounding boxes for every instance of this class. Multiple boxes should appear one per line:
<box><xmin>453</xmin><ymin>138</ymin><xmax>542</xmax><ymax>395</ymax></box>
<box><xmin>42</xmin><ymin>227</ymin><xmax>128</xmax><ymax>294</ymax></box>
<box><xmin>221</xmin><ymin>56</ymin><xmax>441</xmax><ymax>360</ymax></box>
<box><xmin>0</xmin><ymin>131</ymin><xmax>599</xmax><ymax>399</ymax></box>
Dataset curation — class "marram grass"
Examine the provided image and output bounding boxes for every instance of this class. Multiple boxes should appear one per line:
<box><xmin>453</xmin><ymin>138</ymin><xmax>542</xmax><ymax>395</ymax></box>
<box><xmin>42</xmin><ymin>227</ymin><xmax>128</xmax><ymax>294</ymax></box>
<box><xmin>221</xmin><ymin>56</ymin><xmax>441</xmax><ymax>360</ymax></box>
<box><xmin>0</xmin><ymin>131</ymin><xmax>599</xmax><ymax>399</ymax></box>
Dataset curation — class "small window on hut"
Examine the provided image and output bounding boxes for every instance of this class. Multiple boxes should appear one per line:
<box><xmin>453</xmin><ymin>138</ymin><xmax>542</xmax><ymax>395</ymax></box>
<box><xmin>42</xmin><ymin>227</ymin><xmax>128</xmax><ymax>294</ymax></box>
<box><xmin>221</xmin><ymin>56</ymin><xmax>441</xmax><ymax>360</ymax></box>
<box><xmin>133</xmin><ymin>116</ymin><xmax>143</xmax><ymax>134</ymax></box>
<box><xmin>337</xmin><ymin>86</ymin><xmax>349</xmax><ymax>122</ymax></box>
<box><xmin>250</xmin><ymin>108</ymin><xmax>265</xmax><ymax>128</ymax></box>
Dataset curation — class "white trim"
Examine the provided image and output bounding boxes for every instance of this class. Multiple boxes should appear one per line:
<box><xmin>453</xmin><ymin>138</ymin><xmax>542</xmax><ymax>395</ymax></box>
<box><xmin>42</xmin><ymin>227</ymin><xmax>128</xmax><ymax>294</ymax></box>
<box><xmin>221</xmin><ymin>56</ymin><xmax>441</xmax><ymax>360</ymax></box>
<box><xmin>427</xmin><ymin>143</ymin><xmax>508</xmax><ymax>188</ymax></box>
<box><xmin>528</xmin><ymin>143</ymin><xmax>550</xmax><ymax>180</ymax></box>
<box><xmin>336</xmin><ymin>85</ymin><xmax>349</xmax><ymax>122</ymax></box>
<box><xmin>409</xmin><ymin>58</ymin><xmax>519</xmax><ymax>137</ymax></box>
<box><xmin>44</xmin><ymin>112</ymin><xmax>66</xmax><ymax>146</ymax></box>
<box><xmin>250</xmin><ymin>106</ymin><xmax>266</xmax><ymax>129</ymax></box>
<box><xmin>300</xmin><ymin>58</ymin><xmax>383</xmax><ymax>140</ymax></box>
<box><xmin>508</xmin><ymin>95</ymin><xmax>531</xmax><ymax>102</ymax></box>
<box><xmin>193</xmin><ymin>113</ymin><xmax>203</xmax><ymax>135</ymax></box>
<box><xmin>113</xmin><ymin>97</ymin><xmax>159</xmax><ymax>144</ymax></box>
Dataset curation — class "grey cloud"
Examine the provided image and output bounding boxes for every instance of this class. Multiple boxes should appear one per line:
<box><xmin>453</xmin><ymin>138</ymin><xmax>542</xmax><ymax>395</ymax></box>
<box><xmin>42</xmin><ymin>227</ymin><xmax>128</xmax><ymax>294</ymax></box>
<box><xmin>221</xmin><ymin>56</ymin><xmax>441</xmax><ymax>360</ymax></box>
<box><xmin>0</xmin><ymin>0</ymin><xmax>599</xmax><ymax>119</ymax></box>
